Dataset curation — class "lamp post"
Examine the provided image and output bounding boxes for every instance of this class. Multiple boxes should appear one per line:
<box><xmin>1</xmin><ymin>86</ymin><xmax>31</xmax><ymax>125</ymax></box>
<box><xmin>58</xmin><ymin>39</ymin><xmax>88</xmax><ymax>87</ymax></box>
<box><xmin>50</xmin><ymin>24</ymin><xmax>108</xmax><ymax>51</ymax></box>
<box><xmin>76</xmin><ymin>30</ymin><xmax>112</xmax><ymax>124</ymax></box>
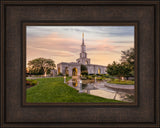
<box><xmin>121</xmin><ymin>77</ymin><xmax>124</xmax><ymax>81</ymax></box>
<box><xmin>79</xmin><ymin>79</ymin><xmax>83</xmax><ymax>93</ymax></box>
<box><xmin>64</xmin><ymin>76</ymin><xmax>66</xmax><ymax>83</ymax></box>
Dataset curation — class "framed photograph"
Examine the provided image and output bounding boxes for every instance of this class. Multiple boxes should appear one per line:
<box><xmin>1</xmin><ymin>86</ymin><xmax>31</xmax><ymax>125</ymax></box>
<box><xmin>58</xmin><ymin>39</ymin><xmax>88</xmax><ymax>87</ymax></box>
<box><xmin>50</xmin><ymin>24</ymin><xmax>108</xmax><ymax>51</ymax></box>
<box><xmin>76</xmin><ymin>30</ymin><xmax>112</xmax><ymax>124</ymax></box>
<box><xmin>1</xmin><ymin>0</ymin><xmax>159</xmax><ymax>128</ymax></box>
<box><xmin>24</xmin><ymin>23</ymin><xmax>137</xmax><ymax>105</ymax></box>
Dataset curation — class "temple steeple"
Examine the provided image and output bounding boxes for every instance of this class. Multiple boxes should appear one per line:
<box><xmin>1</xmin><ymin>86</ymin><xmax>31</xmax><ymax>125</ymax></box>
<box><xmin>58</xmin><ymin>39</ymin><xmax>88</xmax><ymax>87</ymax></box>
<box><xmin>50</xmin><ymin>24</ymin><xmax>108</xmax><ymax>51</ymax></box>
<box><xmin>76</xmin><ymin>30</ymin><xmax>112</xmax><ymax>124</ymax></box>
<box><xmin>76</xmin><ymin>33</ymin><xmax>90</xmax><ymax>65</ymax></box>
<box><xmin>81</xmin><ymin>33</ymin><xmax>86</xmax><ymax>53</ymax></box>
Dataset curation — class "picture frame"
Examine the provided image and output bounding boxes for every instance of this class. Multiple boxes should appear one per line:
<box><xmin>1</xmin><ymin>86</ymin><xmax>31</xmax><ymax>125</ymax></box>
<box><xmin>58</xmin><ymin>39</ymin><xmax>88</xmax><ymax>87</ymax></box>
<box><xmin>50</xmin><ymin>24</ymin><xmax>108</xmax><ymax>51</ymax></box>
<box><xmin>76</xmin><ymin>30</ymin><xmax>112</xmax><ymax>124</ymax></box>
<box><xmin>1</xmin><ymin>0</ymin><xmax>159</xmax><ymax>127</ymax></box>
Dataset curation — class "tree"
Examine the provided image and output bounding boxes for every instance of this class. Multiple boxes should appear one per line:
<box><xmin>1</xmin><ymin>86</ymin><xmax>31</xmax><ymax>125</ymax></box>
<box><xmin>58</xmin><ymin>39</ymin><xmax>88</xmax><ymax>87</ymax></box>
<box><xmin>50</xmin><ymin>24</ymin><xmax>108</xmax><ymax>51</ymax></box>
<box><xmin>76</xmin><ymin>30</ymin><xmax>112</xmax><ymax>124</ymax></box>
<box><xmin>107</xmin><ymin>61</ymin><xmax>118</xmax><ymax>76</ymax></box>
<box><xmin>107</xmin><ymin>61</ymin><xmax>123</xmax><ymax>80</ymax></box>
<box><xmin>120</xmin><ymin>62</ymin><xmax>132</xmax><ymax>80</ymax></box>
<box><xmin>107</xmin><ymin>48</ymin><xmax>135</xmax><ymax>80</ymax></box>
<box><xmin>27</xmin><ymin>57</ymin><xmax>56</xmax><ymax>76</ymax></box>
<box><xmin>81</xmin><ymin>64</ymin><xmax>88</xmax><ymax>75</ymax></box>
<box><xmin>28</xmin><ymin>67</ymin><xmax>44</xmax><ymax>75</ymax></box>
<box><xmin>121</xmin><ymin>48</ymin><xmax>135</xmax><ymax>76</ymax></box>
<box><xmin>107</xmin><ymin>61</ymin><xmax>132</xmax><ymax>80</ymax></box>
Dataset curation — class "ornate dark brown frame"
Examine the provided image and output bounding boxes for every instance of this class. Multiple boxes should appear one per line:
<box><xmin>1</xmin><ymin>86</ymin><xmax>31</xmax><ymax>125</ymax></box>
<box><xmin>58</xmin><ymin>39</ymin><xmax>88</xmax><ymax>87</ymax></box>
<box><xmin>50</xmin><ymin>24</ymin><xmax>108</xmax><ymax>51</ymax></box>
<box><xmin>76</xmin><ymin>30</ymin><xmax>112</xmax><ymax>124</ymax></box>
<box><xmin>1</xmin><ymin>0</ymin><xmax>159</xmax><ymax>128</ymax></box>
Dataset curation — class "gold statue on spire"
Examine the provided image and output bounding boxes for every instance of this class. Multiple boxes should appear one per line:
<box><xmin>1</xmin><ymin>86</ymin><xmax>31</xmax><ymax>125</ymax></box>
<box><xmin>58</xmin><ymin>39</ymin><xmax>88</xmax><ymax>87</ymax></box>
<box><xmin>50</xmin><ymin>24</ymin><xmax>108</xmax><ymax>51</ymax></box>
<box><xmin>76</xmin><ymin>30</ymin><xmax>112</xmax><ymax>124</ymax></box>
<box><xmin>82</xmin><ymin>32</ymin><xmax>84</xmax><ymax>38</ymax></box>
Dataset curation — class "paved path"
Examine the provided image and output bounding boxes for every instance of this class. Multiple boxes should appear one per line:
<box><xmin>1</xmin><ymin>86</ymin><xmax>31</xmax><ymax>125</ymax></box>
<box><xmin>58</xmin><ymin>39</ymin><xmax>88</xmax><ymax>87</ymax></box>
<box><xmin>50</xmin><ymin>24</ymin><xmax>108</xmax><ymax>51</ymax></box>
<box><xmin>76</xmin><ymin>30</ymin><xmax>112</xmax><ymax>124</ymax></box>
<box><xmin>89</xmin><ymin>90</ymin><xmax>120</xmax><ymax>100</ymax></box>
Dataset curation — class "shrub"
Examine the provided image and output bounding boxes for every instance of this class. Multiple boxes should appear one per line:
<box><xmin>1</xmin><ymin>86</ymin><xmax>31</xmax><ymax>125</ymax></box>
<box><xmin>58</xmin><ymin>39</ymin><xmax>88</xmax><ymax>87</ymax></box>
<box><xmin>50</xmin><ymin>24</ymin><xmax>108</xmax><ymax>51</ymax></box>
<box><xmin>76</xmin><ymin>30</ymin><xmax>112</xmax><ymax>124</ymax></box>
<box><xmin>31</xmin><ymin>80</ymin><xmax>38</xmax><ymax>85</ymax></box>
<box><xmin>92</xmin><ymin>74</ymin><xmax>97</xmax><ymax>77</ymax></box>
<box><xmin>103</xmin><ymin>74</ymin><xmax>110</xmax><ymax>78</ymax></box>
<box><xmin>87</xmin><ymin>75</ymin><xmax>93</xmax><ymax>80</ymax></box>
<box><xmin>26</xmin><ymin>80</ymin><xmax>31</xmax><ymax>85</ymax></box>
<box><xmin>108</xmin><ymin>76</ymin><xmax>115</xmax><ymax>81</ymax></box>
<box><xmin>96</xmin><ymin>77</ymin><xmax>102</xmax><ymax>80</ymax></box>
<box><xmin>26</xmin><ymin>79</ymin><xmax>38</xmax><ymax>86</ymax></box>
<box><xmin>81</xmin><ymin>71</ymin><xmax>88</xmax><ymax>76</ymax></box>
<box><xmin>58</xmin><ymin>72</ymin><xmax>63</xmax><ymax>76</ymax></box>
<box><xmin>114</xmin><ymin>79</ymin><xmax>120</xmax><ymax>82</ymax></box>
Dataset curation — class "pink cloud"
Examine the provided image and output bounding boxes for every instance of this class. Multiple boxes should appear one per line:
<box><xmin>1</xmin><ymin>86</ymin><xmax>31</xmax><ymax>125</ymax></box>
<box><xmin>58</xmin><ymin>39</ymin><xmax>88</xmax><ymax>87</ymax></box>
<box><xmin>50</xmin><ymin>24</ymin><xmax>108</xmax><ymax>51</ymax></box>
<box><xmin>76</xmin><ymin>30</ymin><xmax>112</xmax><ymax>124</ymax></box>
<box><xmin>27</xmin><ymin>32</ymin><xmax>81</xmax><ymax>54</ymax></box>
<box><xmin>27</xmin><ymin>33</ymin><xmax>134</xmax><ymax>65</ymax></box>
<box><xmin>87</xmin><ymin>38</ymin><xmax>133</xmax><ymax>53</ymax></box>
<box><xmin>87</xmin><ymin>38</ymin><xmax>116</xmax><ymax>52</ymax></box>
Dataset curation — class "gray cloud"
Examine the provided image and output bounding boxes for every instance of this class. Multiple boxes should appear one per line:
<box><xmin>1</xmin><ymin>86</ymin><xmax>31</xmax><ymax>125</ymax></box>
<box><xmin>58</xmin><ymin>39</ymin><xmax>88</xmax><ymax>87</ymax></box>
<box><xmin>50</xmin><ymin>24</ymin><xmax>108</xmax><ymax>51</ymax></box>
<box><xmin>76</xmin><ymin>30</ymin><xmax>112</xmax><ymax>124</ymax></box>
<box><xmin>27</xmin><ymin>26</ymin><xmax>134</xmax><ymax>38</ymax></box>
<box><xmin>112</xmin><ymin>41</ymin><xmax>134</xmax><ymax>43</ymax></box>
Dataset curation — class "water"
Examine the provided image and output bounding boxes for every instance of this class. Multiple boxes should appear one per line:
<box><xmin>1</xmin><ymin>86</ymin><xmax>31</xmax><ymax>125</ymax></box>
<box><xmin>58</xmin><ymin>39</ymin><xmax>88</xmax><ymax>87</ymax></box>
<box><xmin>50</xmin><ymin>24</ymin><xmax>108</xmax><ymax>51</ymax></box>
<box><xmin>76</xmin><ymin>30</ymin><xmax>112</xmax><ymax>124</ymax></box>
<box><xmin>67</xmin><ymin>79</ymin><xmax>135</xmax><ymax>102</ymax></box>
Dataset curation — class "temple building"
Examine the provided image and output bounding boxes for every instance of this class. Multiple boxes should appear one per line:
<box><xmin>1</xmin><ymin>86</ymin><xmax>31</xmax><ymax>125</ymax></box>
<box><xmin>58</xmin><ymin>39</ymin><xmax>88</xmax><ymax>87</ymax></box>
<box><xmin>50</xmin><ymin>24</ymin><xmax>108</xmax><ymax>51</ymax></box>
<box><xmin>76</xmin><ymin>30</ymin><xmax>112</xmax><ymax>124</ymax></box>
<box><xmin>57</xmin><ymin>33</ymin><xmax>107</xmax><ymax>76</ymax></box>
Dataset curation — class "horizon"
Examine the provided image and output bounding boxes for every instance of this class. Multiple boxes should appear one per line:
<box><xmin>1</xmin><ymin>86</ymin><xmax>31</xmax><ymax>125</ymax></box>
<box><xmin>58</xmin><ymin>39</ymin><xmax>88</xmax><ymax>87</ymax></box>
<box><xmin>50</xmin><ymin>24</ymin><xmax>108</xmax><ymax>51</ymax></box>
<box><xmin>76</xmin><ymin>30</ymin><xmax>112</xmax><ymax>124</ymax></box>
<box><xmin>26</xmin><ymin>26</ymin><xmax>134</xmax><ymax>67</ymax></box>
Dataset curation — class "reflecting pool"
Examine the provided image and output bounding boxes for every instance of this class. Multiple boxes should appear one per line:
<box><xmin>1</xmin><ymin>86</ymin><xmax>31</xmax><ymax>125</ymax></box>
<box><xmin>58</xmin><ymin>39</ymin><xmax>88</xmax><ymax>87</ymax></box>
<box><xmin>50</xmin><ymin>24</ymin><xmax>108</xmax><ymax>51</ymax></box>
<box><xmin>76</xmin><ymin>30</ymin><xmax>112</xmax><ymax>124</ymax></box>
<box><xmin>67</xmin><ymin>79</ymin><xmax>135</xmax><ymax>102</ymax></box>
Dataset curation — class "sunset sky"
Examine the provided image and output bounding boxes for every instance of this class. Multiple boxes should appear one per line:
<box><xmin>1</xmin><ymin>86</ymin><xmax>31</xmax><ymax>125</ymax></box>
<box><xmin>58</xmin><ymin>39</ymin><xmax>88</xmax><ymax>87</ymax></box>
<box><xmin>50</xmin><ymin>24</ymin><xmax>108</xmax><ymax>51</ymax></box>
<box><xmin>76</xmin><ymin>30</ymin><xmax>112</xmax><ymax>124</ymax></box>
<box><xmin>27</xmin><ymin>26</ymin><xmax>134</xmax><ymax>67</ymax></box>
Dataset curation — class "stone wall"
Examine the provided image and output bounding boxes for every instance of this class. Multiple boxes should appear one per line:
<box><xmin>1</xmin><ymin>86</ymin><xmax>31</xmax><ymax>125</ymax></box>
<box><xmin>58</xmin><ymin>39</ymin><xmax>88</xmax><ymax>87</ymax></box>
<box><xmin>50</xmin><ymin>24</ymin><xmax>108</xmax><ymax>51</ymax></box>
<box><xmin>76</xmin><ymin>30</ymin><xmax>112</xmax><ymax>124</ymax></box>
<box><xmin>57</xmin><ymin>62</ymin><xmax>81</xmax><ymax>76</ymax></box>
<box><xmin>57</xmin><ymin>62</ymin><xmax>107</xmax><ymax>76</ymax></box>
<box><xmin>86</xmin><ymin>65</ymin><xmax>107</xmax><ymax>74</ymax></box>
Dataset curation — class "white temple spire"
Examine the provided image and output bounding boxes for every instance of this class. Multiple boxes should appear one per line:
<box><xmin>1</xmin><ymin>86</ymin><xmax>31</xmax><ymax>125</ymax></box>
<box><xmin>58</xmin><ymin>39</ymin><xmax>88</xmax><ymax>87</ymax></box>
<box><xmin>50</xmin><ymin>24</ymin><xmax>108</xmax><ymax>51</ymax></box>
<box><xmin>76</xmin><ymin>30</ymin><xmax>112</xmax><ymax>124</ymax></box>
<box><xmin>76</xmin><ymin>33</ymin><xmax>90</xmax><ymax>64</ymax></box>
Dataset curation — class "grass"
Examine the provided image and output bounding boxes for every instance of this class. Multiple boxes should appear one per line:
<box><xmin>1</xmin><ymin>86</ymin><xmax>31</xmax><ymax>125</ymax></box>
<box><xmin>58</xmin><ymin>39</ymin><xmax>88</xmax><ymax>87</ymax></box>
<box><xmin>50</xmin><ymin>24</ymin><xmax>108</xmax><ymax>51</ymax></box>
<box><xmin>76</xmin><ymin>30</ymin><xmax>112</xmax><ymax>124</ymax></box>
<box><xmin>107</xmin><ymin>79</ymin><xmax>134</xmax><ymax>85</ymax></box>
<box><xmin>26</xmin><ymin>77</ymin><xmax>122</xmax><ymax>103</ymax></box>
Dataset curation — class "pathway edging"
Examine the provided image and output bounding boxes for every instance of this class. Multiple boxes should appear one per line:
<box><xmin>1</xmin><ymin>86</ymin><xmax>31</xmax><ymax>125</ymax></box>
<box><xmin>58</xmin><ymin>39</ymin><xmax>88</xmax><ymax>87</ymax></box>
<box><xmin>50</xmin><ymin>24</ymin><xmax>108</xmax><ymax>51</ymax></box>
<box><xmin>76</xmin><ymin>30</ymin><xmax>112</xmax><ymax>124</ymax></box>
<box><xmin>104</xmin><ymin>82</ymin><xmax>135</xmax><ymax>90</ymax></box>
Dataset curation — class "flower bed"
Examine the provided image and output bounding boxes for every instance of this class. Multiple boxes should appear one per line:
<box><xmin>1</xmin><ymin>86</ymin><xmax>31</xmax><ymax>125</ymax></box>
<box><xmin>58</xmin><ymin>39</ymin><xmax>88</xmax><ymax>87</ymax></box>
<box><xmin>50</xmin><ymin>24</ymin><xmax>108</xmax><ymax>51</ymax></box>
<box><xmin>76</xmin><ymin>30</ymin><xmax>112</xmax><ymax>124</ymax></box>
<box><xmin>26</xmin><ymin>79</ymin><xmax>38</xmax><ymax>88</ymax></box>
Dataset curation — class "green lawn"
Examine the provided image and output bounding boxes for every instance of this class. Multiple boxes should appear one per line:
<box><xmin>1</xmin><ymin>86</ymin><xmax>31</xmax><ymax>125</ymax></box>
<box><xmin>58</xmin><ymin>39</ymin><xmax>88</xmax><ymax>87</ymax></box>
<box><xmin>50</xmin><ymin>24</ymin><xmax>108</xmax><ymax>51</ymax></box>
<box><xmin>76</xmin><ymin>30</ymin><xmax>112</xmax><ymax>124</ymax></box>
<box><xmin>108</xmin><ymin>79</ymin><xmax>134</xmax><ymax>85</ymax></box>
<box><xmin>26</xmin><ymin>77</ymin><xmax>122</xmax><ymax>103</ymax></box>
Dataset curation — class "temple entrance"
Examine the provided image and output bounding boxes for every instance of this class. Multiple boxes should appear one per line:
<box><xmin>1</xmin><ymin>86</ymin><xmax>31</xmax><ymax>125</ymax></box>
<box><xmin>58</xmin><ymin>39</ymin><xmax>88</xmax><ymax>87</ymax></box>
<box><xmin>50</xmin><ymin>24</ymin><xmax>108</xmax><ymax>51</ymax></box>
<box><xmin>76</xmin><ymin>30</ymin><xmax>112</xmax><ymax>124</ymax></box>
<box><xmin>58</xmin><ymin>67</ymin><xmax>60</xmax><ymax>74</ymax></box>
<box><xmin>98</xmin><ymin>68</ymin><xmax>101</xmax><ymax>74</ymax></box>
<box><xmin>72</xmin><ymin>68</ymin><xmax>78</xmax><ymax>76</ymax></box>
<box><xmin>65</xmin><ymin>67</ymin><xmax>69</xmax><ymax>75</ymax></box>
